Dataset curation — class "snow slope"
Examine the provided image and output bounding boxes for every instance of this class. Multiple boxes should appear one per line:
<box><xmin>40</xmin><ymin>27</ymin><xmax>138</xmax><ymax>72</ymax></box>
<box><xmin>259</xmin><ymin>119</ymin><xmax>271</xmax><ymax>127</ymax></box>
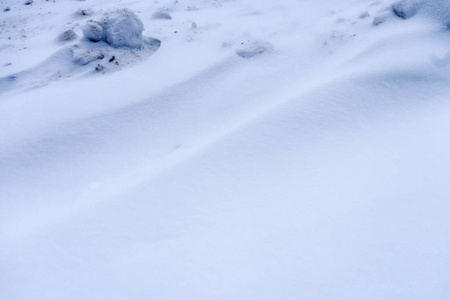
<box><xmin>1</xmin><ymin>0</ymin><xmax>450</xmax><ymax>299</ymax></box>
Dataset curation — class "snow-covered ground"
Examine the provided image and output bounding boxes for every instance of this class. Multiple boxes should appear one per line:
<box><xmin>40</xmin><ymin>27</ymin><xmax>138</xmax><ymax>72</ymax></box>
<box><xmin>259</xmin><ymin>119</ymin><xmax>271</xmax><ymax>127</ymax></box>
<box><xmin>1</xmin><ymin>0</ymin><xmax>450</xmax><ymax>299</ymax></box>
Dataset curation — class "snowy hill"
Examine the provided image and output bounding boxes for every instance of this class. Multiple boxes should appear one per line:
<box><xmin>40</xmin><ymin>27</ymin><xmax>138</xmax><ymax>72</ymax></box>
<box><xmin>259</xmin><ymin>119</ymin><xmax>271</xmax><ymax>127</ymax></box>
<box><xmin>1</xmin><ymin>0</ymin><xmax>450</xmax><ymax>299</ymax></box>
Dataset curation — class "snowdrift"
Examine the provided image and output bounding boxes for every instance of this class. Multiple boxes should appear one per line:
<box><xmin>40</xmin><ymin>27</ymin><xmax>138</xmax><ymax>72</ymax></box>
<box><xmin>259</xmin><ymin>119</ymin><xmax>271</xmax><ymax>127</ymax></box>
<box><xmin>1</xmin><ymin>0</ymin><xmax>450</xmax><ymax>299</ymax></box>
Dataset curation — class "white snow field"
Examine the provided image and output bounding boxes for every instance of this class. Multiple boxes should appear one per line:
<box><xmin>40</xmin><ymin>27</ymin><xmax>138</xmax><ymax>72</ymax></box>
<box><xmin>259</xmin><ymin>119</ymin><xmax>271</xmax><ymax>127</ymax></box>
<box><xmin>1</xmin><ymin>0</ymin><xmax>450</xmax><ymax>299</ymax></box>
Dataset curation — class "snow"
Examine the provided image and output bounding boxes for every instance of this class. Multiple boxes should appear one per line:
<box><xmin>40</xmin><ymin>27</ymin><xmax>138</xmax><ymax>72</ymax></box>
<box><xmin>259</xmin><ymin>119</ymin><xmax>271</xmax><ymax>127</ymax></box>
<box><xmin>1</xmin><ymin>0</ymin><xmax>450</xmax><ymax>299</ymax></box>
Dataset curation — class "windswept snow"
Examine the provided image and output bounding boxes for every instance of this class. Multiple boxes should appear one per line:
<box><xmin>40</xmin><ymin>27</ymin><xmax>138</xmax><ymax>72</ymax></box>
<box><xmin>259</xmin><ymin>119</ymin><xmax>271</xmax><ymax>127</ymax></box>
<box><xmin>1</xmin><ymin>0</ymin><xmax>450</xmax><ymax>299</ymax></box>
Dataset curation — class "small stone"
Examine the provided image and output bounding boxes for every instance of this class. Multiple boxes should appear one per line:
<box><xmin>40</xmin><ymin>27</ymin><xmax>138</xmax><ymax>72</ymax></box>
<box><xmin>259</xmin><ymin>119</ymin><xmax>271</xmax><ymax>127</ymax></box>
<box><xmin>77</xmin><ymin>8</ymin><xmax>93</xmax><ymax>16</ymax></box>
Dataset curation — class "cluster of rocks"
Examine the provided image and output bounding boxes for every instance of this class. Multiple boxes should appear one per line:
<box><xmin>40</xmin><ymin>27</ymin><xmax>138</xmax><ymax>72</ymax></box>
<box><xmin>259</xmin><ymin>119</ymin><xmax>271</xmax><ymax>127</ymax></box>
<box><xmin>53</xmin><ymin>8</ymin><xmax>161</xmax><ymax>73</ymax></box>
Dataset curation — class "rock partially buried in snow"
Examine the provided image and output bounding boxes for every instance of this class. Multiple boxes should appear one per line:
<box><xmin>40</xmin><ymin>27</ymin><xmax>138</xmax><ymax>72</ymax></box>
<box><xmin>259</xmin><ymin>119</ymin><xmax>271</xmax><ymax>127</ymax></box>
<box><xmin>58</xmin><ymin>29</ymin><xmax>78</xmax><ymax>43</ymax></box>
<box><xmin>104</xmin><ymin>10</ymin><xmax>144</xmax><ymax>48</ymax></box>
<box><xmin>95</xmin><ymin>64</ymin><xmax>105</xmax><ymax>71</ymax></box>
<box><xmin>0</xmin><ymin>8</ymin><xmax>161</xmax><ymax>94</ymax></box>
<box><xmin>71</xmin><ymin>47</ymin><xmax>105</xmax><ymax>65</ymax></box>
<box><xmin>152</xmin><ymin>11</ymin><xmax>172</xmax><ymax>20</ymax></box>
<box><xmin>360</xmin><ymin>12</ymin><xmax>370</xmax><ymax>19</ymax></box>
<box><xmin>373</xmin><ymin>14</ymin><xmax>389</xmax><ymax>26</ymax></box>
<box><xmin>77</xmin><ymin>8</ymin><xmax>94</xmax><ymax>17</ymax></box>
<box><xmin>236</xmin><ymin>41</ymin><xmax>273</xmax><ymax>58</ymax></box>
<box><xmin>389</xmin><ymin>0</ymin><xmax>450</xmax><ymax>27</ymax></box>
<box><xmin>83</xmin><ymin>21</ymin><xmax>104</xmax><ymax>42</ymax></box>
<box><xmin>392</xmin><ymin>1</ymin><xmax>422</xmax><ymax>19</ymax></box>
<box><xmin>83</xmin><ymin>9</ymin><xmax>145</xmax><ymax>48</ymax></box>
<box><xmin>76</xmin><ymin>8</ymin><xmax>161</xmax><ymax>71</ymax></box>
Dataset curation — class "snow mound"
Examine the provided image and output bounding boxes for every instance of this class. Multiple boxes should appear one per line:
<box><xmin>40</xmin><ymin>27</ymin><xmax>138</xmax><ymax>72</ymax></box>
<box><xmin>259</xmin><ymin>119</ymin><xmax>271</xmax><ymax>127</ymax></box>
<box><xmin>83</xmin><ymin>9</ymin><xmax>145</xmax><ymax>49</ymax></box>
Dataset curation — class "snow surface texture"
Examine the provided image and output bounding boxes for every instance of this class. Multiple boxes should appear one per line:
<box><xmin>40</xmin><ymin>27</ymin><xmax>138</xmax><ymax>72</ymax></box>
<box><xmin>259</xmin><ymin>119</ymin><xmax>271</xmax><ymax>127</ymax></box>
<box><xmin>1</xmin><ymin>0</ymin><xmax>450</xmax><ymax>299</ymax></box>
